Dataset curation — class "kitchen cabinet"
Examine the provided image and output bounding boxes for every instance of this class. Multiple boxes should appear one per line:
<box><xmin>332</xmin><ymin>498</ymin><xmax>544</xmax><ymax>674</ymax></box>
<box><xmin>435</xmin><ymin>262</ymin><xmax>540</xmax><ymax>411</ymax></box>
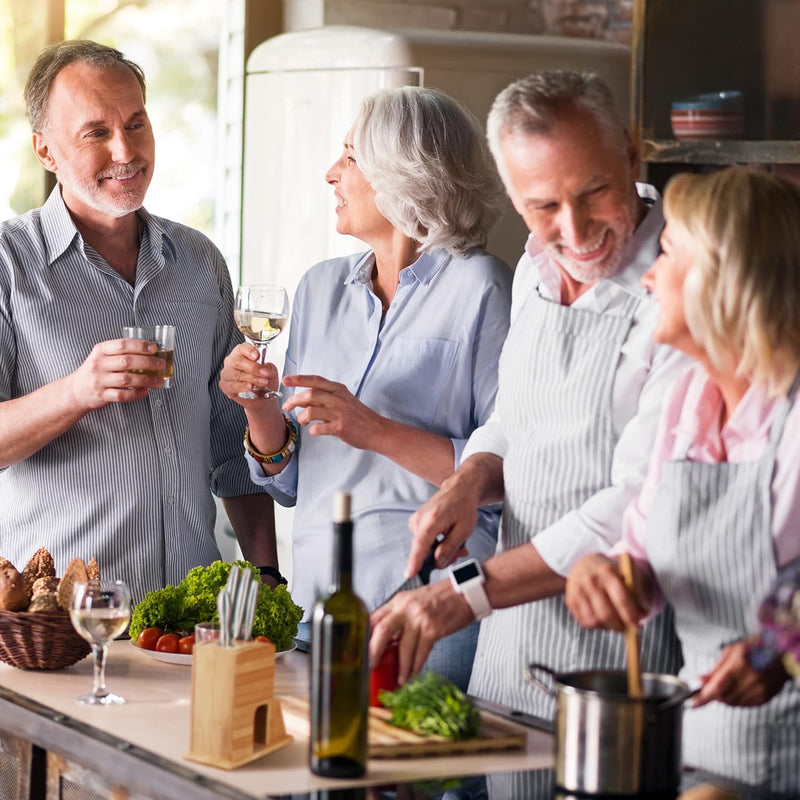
<box><xmin>630</xmin><ymin>0</ymin><xmax>800</xmax><ymax>185</ymax></box>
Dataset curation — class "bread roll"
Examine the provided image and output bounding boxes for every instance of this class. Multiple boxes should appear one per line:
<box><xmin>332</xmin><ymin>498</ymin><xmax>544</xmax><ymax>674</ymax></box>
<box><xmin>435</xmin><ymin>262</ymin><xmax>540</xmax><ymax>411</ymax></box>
<box><xmin>28</xmin><ymin>593</ymin><xmax>60</xmax><ymax>613</ymax></box>
<box><xmin>32</xmin><ymin>576</ymin><xmax>60</xmax><ymax>597</ymax></box>
<box><xmin>22</xmin><ymin>547</ymin><xmax>56</xmax><ymax>594</ymax></box>
<box><xmin>57</xmin><ymin>558</ymin><xmax>89</xmax><ymax>611</ymax></box>
<box><xmin>0</xmin><ymin>565</ymin><xmax>32</xmax><ymax>611</ymax></box>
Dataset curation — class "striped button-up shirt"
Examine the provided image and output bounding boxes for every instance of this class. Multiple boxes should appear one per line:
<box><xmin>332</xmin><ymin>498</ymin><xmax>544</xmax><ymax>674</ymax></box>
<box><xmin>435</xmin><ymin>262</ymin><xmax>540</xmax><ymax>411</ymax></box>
<box><xmin>0</xmin><ymin>188</ymin><xmax>257</xmax><ymax>603</ymax></box>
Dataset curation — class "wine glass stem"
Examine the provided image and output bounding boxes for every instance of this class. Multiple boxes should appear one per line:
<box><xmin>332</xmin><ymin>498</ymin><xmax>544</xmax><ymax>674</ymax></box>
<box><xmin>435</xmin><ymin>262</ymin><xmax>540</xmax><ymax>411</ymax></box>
<box><xmin>91</xmin><ymin>643</ymin><xmax>109</xmax><ymax>697</ymax></box>
<box><xmin>255</xmin><ymin>342</ymin><xmax>270</xmax><ymax>365</ymax></box>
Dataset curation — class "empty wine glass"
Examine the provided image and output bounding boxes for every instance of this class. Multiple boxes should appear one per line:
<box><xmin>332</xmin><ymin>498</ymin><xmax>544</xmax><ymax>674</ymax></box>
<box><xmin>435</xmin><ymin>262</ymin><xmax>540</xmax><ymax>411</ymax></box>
<box><xmin>234</xmin><ymin>284</ymin><xmax>290</xmax><ymax>399</ymax></box>
<box><xmin>69</xmin><ymin>580</ymin><xmax>131</xmax><ymax>705</ymax></box>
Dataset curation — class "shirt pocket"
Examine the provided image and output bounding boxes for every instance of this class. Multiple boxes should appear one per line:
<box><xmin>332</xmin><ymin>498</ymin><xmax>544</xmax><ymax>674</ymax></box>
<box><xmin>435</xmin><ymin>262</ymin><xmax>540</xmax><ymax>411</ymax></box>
<box><xmin>363</xmin><ymin>337</ymin><xmax>459</xmax><ymax>428</ymax></box>
<box><xmin>160</xmin><ymin>300</ymin><xmax>218</xmax><ymax>384</ymax></box>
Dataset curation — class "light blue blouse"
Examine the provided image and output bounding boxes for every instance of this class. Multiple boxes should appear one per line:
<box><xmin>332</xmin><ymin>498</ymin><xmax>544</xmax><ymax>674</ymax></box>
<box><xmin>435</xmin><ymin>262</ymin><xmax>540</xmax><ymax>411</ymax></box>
<box><xmin>248</xmin><ymin>248</ymin><xmax>512</xmax><ymax>617</ymax></box>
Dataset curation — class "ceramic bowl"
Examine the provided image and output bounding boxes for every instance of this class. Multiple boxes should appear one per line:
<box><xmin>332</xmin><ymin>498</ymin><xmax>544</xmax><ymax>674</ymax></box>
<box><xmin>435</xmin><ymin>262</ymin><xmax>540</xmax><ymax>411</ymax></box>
<box><xmin>671</xmin><ymin>91</ymin><xmax>744</xmax><ymax>140</ymax></box>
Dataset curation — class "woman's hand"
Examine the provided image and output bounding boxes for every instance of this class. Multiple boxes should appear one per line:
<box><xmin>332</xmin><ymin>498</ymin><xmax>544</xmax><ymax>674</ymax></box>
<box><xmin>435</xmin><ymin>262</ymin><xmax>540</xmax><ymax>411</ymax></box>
<box><xmin>282</xmin><ymin>374</ymin><xmax>384</xmax><ymax>449</ymax></box>
<box><xmin>693</xmin><ymin>639</ymin><xmax>790</xmax><ymax>708</ymax></box>
<box><xmin>565</xmin><ymin>553</ymin><xmax>652</xmax><ymax>633</ymax></box>
<box><xmin>219</xmin><ymin>343</ymin><xmax>280</xmax><ymax>406</ymax></box>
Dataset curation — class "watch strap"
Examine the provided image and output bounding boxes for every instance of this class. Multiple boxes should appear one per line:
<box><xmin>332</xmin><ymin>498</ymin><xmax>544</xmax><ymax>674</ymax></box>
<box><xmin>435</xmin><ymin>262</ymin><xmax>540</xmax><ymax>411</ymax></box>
<box><xmin>258</xmin><ymin>565</ymin><xmax>288</xmax><ymax>585</ymax></box>
<box><xmin>450</xmin><ymin>560</ymin><xmax>492</xmax><ymax>621</ymax></box>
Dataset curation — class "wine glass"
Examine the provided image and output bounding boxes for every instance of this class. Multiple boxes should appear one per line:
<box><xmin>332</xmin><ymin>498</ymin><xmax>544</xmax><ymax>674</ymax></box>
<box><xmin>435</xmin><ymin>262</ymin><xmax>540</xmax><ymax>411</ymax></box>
<box><xmin>69</xmin><ymin>580</ymin><xmax>131</xmax><ymax>705</ymax></box>
<box><xmin>234</xmin><ymin>284</ymin><xmax>290</xmax><ymax>399</ymax></box>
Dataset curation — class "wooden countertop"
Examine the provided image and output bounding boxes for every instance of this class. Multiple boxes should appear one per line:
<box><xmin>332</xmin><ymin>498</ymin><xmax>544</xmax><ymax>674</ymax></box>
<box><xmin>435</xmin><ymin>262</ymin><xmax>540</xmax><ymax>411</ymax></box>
<box><xmin>0</xmin><ymin>640</ymin><xmax>555</xmax><ymax>798</ymax></box>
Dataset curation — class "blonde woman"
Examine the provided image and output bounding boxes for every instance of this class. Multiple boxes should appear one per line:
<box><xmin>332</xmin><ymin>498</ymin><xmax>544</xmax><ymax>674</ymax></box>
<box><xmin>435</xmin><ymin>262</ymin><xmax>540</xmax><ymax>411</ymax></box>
<box><xmin>566</xmin><ymin>168</ymin><xmax>800</xmax><ymax>793</ymax></box>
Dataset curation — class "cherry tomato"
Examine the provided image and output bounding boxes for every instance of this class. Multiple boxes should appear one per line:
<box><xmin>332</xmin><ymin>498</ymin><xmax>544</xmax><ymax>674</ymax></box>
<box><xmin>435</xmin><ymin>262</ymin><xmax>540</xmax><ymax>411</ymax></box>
<box><xmin>178</xmin><ymin>634</ymin><xmax>195</xmax><ymax>655</ymax></box>
<box><xmin>138</xmin><ymin>627</ymin><xmax>163</xmax><ymax>651</ymax></box>
<box><xmin>155</xmin><ymin>633</ymin><xmax>180</xmax><ymax>653</ymax></box>
<box><xmin>254</xmin><ymin>635</ymin><xmax>272</xmax><ymax>644</ymax></box>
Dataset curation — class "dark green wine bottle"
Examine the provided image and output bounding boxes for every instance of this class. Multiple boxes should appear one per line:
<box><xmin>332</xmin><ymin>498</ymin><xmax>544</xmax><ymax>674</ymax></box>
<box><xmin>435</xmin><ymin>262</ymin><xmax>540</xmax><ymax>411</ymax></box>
<box><xmin>310</xmin><ymin>492</ymin><xmax>369</xmax><ymax>778</ymax></box>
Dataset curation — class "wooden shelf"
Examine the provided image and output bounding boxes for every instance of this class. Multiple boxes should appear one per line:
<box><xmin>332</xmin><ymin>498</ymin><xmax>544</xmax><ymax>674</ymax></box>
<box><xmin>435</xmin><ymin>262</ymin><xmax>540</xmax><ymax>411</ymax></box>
<box><xmin>640</xmin><ymin>139</ymin><xmax>800</xmax><ymax>165</ymax></box>
<box><xmin>632</xmin><ymin>0</ymin><xmax>800</xmax><ymax>180</ymax></box>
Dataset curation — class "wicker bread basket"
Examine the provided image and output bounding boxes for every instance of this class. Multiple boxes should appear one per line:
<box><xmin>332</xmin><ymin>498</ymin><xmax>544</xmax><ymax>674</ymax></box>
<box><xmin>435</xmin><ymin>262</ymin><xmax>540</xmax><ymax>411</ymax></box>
<box><xmin>0</xmin><ymin>608</ymin><xmax>90</xmax><ymax>669</ymax></box>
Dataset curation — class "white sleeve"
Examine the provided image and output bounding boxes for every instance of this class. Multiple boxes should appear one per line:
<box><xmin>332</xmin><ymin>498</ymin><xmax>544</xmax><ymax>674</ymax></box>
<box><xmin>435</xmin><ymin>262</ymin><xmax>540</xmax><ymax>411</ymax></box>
<box><xmin>534</xmin><ymin>341</ymin><xmax>692</xmax><ymax>576</ymax></box>
<box><xmin>460</xmin><ymin>408</ymin><xmax>508</xmax><ymax>462</ymax></box>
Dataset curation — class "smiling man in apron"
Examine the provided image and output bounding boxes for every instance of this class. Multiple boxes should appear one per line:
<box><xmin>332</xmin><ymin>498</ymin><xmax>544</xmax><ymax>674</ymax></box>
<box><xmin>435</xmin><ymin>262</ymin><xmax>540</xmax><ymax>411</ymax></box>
<box><xmin>370</xmin><ymin>71</ymin><xmax>687</xmax><ymax>720</ymax></box>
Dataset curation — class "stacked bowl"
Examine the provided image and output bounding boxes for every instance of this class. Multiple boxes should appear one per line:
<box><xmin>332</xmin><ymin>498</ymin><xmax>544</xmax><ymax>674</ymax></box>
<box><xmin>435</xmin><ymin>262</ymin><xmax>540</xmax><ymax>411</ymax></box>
<box><xmin>670</xmin><ymin>91</ymin><xmax>744</xmax><ymax>140</ymax></box>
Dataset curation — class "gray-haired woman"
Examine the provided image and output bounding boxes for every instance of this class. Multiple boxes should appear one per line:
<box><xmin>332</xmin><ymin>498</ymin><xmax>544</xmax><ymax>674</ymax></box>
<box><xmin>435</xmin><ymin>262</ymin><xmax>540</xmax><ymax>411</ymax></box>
<box><xmin>220</xmin><ymin>86</ymin><xmax>512</xmax><ymax>689</ymax></box>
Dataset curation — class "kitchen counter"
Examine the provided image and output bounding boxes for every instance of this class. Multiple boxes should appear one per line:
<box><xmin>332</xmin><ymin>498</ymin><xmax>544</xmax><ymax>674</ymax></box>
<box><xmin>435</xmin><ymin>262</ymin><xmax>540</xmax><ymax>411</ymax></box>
<box><xmin>0</xmin><ymin>640</ymin><xmax>554</xmax><ymax>799</ymax></box>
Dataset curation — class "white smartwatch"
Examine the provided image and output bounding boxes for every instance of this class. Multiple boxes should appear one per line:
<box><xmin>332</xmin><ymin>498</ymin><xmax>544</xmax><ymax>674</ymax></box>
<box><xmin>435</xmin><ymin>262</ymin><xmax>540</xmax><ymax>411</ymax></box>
<box><xmin>449</xmin><ymin>559</ymin><xmax>492</xmax><ymax>621</ymax></box>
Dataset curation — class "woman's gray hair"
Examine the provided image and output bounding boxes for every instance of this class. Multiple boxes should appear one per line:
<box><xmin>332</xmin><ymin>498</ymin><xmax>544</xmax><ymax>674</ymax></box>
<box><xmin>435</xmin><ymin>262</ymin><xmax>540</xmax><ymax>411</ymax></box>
<box><xmin>25</xmin><ymin>39</ymin><xmax>146</xmax><ymax>132</ymax></box>
<box><xmin>351</xmin><ymin>86</ymin><xmax>503</xmax><ymax>256</ymax></box>
<box><xmin>486</xmin><ymin>70</ymin><xmax>628</xmax><ymax>181</ymax></box>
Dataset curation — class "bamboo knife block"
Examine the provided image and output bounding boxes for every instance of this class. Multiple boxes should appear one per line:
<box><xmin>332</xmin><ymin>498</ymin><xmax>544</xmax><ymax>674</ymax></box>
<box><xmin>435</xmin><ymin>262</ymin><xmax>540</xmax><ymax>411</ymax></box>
<box><xmin>185</xmin><ymin>640</ymin><xmax>292</xmax><ymax>770</ymax></box>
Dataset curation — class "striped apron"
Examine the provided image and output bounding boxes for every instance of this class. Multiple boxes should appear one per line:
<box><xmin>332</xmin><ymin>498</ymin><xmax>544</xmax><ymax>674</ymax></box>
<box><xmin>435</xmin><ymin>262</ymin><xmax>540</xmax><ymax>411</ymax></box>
<box><xmin>646</xmin><ymin>377</ymin><xmax>800</xmax><ymax>793</ymax></box>
<box><xmin>469</xmin><ymin>289</ymin><xmax>682</xmax><ymax>719</ymax></box>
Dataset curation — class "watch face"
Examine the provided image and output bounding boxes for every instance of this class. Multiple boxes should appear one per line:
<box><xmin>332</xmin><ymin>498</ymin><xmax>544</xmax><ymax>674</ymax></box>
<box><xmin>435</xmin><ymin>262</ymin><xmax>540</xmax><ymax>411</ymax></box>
<box><xmin>455</xmin><ymin>561</ymin><xmax>480</xmax><ymax>584</ymax></box>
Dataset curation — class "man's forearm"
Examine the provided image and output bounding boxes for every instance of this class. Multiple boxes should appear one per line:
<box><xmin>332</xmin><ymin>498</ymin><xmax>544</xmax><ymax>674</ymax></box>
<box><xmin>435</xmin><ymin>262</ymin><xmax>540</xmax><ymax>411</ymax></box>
<box><xmin>0</xmin><ymin>377</ymin><xmax>89</xmax><ymax>468</ymax></box>
<box><xmin>483</xmin><ymin>543</ymin><xmax>567</xmax><ymax>609</ymax></box>
<box><xmin>222</xmin><ymin>493</ymin><xmax>279</xmax><ymax>568</ymax></box>
<box><xmin>446</xmin><ymin>451</ymin><xmax>505</xmax><ymax>506</ymax></box>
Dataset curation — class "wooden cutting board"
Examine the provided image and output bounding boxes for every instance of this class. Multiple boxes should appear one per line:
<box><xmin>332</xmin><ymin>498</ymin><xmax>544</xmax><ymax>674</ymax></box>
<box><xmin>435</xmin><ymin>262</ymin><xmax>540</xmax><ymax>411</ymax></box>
<box><xmin>279</xmin><ymin>695</ymin><xmax>527</xmax><ymax>758</ymax></box>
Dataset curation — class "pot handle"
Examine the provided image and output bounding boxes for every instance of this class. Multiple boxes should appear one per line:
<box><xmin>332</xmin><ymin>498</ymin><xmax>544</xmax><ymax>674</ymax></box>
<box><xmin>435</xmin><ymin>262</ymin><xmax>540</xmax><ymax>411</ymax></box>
<box><xmin>654</xmin><ymin>686</ymin><xmax>700</xmax><ymax>713</ymax></box>
<box><xmin>525</xmin><ymin>662</ymin><xmax>558</xmax><ymax>698</ymax></box>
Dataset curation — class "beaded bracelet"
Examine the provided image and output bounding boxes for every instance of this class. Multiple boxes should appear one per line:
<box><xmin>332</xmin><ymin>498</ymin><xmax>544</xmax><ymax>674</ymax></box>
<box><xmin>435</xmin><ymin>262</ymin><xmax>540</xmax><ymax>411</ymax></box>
<box><xmin>244</xmin><ymin>416</ymin><xmax>297</xmax><ymax>465</ymax></box>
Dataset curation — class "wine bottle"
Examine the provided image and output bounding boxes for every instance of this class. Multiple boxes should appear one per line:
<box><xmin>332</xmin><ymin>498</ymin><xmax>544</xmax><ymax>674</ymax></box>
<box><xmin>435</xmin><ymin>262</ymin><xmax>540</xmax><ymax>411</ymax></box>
<box><xmin>310</xmin><ymin>492</ymin><xmax>370</xmax><ymax>778</ymax></box>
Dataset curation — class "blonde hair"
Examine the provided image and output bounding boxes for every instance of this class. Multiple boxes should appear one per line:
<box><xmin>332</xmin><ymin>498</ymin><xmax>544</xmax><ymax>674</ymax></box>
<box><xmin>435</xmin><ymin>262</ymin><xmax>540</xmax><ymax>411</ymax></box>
<box><xmin>664</xmin><ymin>168</ymin><xmax>800</xmax><ymax>396</ymax></box>
<box><xmin>351</xmin><ymin>87</ymin><xmax>502</xmax><ymax>256</ymax></box>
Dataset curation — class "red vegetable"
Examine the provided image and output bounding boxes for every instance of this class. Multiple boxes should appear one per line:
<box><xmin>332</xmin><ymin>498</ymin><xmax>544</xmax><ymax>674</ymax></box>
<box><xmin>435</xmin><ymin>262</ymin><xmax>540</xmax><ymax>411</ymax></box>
<box><xmin>370</xmin><ymin>639</ymin><xmax>400</xmax><ymax>707</ymax></box>
<box><xmin>138</xmin><ymin>627</ymin><xmax>163</xmax><ymax>651</ymax></box>
<box><xmin>155</xmin><ymin>633</ymin><xmax>180</xmax><ymax>653</ymax></box>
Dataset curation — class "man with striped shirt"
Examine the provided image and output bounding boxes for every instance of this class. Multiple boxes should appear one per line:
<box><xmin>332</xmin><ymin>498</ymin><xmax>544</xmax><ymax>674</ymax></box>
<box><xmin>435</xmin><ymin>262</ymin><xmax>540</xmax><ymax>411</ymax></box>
<box><xmin>0</xmin><ymin>41</ymin><xmax>278</xmax><ymax>604</ymax></box>
<box><xmin>371</xmin><ymin>71</ymin><xmax>689</xmax><ymax>720</ymax></box>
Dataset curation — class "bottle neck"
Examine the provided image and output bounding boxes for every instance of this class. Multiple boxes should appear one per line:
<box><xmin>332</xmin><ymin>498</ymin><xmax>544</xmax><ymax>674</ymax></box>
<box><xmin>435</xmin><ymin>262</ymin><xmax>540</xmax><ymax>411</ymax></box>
<box><xmin>332</xmin><ymin>521</ymin><xmax>353</xmax><ymax>592</ymax></box>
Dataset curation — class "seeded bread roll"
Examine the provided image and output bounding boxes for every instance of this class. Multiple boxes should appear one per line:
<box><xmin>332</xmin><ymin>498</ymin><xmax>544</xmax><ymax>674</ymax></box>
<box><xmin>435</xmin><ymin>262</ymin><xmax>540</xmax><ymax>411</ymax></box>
<box><xmin>57</xmin><ymin>558</ymin><xmax>89</xmax><ymax>611</ymax></box>
<box><xmin>0</xmin><ymin>565</ymin><xmax>32</xmax><ymax>611</ymax></box>
<box><xmin>22</xmin><ymin>547</ymin><xmax>56</xmax><ymax>595</ymax></box>
<box><xmin>0</xmin><ymin>557</ymin><xmax>14</xmax><ymax>571</ymax></box>
<box><xmin>86</xmin><ymin>557</ymin><xmax>100</xmax><ymax>581</ymax></box>
<box><xmin>32</xmin><ymin>576</ymin><xmax>60</xmax><ymax>597</ymax></box>
<box><xmin>28</xmin><ymin>593</ymin><xmax>60</xmax><ymax>613</ymax></box>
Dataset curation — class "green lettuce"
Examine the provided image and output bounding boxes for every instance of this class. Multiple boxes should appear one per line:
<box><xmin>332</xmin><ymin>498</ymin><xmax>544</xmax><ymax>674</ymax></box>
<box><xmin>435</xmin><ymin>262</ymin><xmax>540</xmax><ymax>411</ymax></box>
<box><xmin>129</xmin><ymin>560</ymin><xmax>303</xmax><ymax>651</ymax></box>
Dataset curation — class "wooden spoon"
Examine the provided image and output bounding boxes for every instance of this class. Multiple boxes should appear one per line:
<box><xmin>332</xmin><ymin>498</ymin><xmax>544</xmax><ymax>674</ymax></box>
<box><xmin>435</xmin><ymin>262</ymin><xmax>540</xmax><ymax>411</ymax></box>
<box><xmin>619</xmin><ymin>553</ymin><xmax>643</xmax><ymax>698</ymax></box>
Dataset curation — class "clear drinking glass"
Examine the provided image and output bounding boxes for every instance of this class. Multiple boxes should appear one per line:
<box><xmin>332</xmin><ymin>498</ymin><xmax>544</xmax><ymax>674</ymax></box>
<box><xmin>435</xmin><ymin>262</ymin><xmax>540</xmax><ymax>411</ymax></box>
<box><xmin>121</xmin><ymin>325</ymin><xmax>176</xmax><ymax>388</ymax></box>
<box><xmin>69</xmin><ymin>580</ymin><xmax>131</xmax><ymax>705</ymax></box>
<box><xmin>234</xmin><ymin>284</ymin><xmax>290</xmax><ymax>399</ymax></box>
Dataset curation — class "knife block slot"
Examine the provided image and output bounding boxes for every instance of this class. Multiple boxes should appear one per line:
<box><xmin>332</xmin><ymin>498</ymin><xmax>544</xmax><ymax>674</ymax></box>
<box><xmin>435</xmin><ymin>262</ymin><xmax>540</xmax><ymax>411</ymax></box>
<box><xmin>185</xmin><ymin>640</ymin><xmax>293</xmax><ymax>770</ymax></box>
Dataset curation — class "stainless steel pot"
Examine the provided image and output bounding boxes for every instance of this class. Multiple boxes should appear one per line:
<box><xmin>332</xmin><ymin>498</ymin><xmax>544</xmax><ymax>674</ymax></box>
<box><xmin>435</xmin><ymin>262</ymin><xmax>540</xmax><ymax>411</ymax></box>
<box><xmin>527</xmin><ymin>663</ymin><xmax>696</xmax><ymax>796</ymax></box>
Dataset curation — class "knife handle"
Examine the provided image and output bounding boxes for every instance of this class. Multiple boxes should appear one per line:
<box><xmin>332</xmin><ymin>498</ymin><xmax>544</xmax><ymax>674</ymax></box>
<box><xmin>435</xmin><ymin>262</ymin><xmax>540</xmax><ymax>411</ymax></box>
<box><xmin>418</xmin><ymin>534</ymin><xmax>444</xmax><ymax>585</ymax></box>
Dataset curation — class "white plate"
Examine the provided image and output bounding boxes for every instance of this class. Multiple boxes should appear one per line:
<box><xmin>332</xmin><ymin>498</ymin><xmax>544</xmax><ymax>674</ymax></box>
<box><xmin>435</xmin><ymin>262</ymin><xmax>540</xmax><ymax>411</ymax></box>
<box><xmin>130</xmin><ymin>640</ymin><xmax>297</xmax><ymax>666</ymax></box>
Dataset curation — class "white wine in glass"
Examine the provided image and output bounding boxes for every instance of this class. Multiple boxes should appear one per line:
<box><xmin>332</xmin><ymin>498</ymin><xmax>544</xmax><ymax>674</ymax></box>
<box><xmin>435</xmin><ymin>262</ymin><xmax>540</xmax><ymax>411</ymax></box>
<box><xmin>234</xmin><ymin>284</ymin><xmax>290</xmax><ymax>400</ymax></box>
<box><xmin>70</xmin><ymin>580</ymin><xmax>131</xmax><ymax>705</ymax></box>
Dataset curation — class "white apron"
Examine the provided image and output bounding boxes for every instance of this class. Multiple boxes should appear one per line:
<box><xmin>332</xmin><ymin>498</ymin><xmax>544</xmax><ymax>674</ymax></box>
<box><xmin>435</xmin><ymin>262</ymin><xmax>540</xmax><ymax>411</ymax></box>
<box><xmin>646</xmin><ymin>376</ymin><xmax>800</xmax><ymax>794</ymax></box>
<box><xmin>469</xmin><ymin>288</ymin><xmax>682</xmax><ymax>719</ymax></box>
